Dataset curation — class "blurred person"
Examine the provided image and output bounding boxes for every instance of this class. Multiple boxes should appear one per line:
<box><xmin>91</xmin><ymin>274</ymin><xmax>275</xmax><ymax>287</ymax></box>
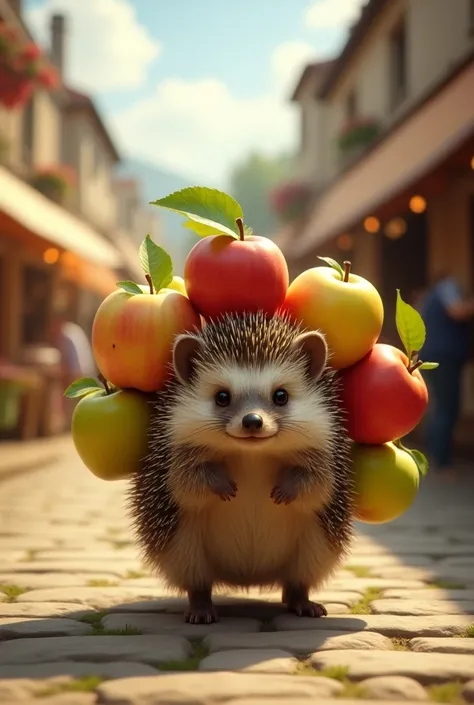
<box><xmin>50</xmin><ymin>308</ymin><xmax>96</xmax><ymax>424</ymax></box>
<box><xmin>418</xmin><ymin>272</ymin><xmax>474</xmax><ymax>477</ymax></box>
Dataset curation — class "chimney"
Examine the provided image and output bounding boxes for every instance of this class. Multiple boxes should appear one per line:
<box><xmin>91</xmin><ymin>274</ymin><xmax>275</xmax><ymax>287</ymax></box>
<box><xmin>9</xmin><ymin>1</ymin><xmax>22</xmax><ymax>16</ymax></box>
<box><xmin>50</xmin><ymin>14</ymin><xmax>66</xmax><ymax>77</ymax></box>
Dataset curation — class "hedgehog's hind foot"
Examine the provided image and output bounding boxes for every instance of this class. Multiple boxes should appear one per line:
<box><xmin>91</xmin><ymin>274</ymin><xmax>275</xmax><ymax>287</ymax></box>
<box><xmin>184</xmin><ymin>586</ymin><xmax>219</xmax><ymax>624</ymax></box>
<box><xmin>282</xmin><ymin>582</ymin><xmax>327</xmax><ymax>618</ymax></box>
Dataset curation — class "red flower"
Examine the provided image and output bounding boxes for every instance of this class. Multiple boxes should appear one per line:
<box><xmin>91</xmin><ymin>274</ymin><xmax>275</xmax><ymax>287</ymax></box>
<box><xmin>37</xmin><ymin>65</ymin><xmax>59</xmax><ymax>89</ymax></box>
<box><xmin>21</xmin><ymin>43</ymin><xmax>42</xmax><ymax>61</ymax></box>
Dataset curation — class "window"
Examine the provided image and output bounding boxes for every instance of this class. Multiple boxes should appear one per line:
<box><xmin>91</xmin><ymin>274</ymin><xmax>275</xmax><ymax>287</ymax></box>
<box><xmin>346</xmin><ymin>90</ymin><xmax>357</xmax><ymax>121</ymax></box>
<box><xmin>470</xmin><ymin>0</ymin><xmax>474</xmax><ymax>32</ymax></box>
<box><xmin>21</xmin><ymin>97</ymin><xmax>35</xmax><ymax>168</ymax></box>
<box><xmin>390</xmin><ymin>18</ymin><xmax>407</xmax><ymax>108</ymax></box>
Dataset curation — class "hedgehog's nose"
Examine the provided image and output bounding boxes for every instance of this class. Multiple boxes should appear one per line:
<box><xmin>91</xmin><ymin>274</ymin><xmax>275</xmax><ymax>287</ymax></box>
<box><xmin>242</xmin><ymin>413</ymin><xmax>263</xmax><ymax>431</ymax></box>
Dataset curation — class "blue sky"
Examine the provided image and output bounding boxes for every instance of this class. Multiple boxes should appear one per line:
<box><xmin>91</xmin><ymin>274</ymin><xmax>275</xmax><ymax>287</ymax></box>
<box><xmin>25</xmin><ymin>0</ymin><xmax>363</xmax><ymax>185</ymax></box>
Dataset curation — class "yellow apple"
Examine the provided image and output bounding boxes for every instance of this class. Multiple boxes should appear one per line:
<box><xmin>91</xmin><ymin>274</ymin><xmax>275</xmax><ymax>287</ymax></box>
<box><xmin>167</xmin><ymin>276</ymin><xmax>187</xmax><ymax>296</ymax></box>
<box><xmin>352</xmin><ymin>442</ymin><xmax>420</xmax><ymax>524</ymax></box>
<box><xmin>282</xmin><ymin>259</ymin><xmax>384</xmax><ymax>369</ymax></box>
<box><xmin>71</xmin><ymin>389</ymin><xmax>152</xmax><ymax>481</ymax></box>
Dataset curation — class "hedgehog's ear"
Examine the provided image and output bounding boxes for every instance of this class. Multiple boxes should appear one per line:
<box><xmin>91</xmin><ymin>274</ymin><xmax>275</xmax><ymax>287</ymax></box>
<box><xmin>292</xmin><ymin>331</ymin><xmax>328</xmax><ymax>380</ymax></box>
<box><xmin>173</xmin><ymin>334</ymin><xmax>204</xmax><ymax>385</ymax></box>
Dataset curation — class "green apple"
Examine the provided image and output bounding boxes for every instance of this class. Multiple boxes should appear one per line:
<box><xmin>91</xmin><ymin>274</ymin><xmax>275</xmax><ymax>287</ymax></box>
<box><xmin>352</xmin><ymin>442</ymin><xmax>420</xmax><ymax>524</ymax></box>
<box><xmin>71</xmin><ymin>388</ymin><xmax>152</xmax><ymax>481</ymax></box>
<box><xmin>167</xmin><ymin>276</ymin><xmax>187</xmax><ymax>296</ymax></box>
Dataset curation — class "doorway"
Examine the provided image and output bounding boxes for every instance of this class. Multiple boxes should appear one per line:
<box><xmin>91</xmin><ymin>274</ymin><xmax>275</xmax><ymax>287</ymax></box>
<box><xmin>379</xmin><ymin>210</ymin><xmax>428</xmax><ymax>347</ymax></box>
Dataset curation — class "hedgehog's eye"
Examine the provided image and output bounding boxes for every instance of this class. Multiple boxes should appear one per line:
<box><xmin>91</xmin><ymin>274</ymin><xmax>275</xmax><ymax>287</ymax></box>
<box><xmin>273</xmin><ymin>388</ymin><xmax>289</xmax><ymax>406</ymax></box>
<box><xmin>215</xmin><ymin>390</ymin><xmax>231</xmax><ymax>407</ymax></box>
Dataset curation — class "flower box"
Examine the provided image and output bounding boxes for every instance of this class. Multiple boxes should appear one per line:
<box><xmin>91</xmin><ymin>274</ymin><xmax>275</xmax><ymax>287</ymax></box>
<box><xmin>337</xmin><ymin>117</ymin><xmax>380</xmax><ymax>161</ymax></box>
<box><xmin>0</xmin><ymin>21</ymin><xmax>58</xmax><ymax>110</ymax></box>
<box><xmin>31</xmin><ymin>165</ymin><xmax>76</xmax><ymax>203</ymax></box>
<box><xmin>269</xmin><ymin>181</ymin><xmax>313</xmax><ymax>223</ymax></box>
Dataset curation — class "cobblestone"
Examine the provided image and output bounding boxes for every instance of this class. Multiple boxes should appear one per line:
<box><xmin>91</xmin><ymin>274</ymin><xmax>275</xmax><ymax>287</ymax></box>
<box><xmin>204</xmin><ymin>630</ymin><xmax>392</xmax><ymax>654</ymax></box>
<box><xmin>359</xmin><ymin>676</ymin><xmax>429</xmax><ymax>700</ymax></box>
<box><xmin>1</xmin><ymin>444</ymin><xmax>473</xmax><ymax>704</ymax></box>
<box><xmin>272</xmin><ymin>613</ymin><xmax>474</xmax><ymax>636</ymax></box>
<box><xmin>308</xmin><ymin>649</ymin><xmax>474</xmax><ymax>684</ymax></box>
<box><xmin>0</xmin><ymin>617</ymin><xmax>93</xmax><ymax>638</ymax></box>
<box><xmin>95</xmin><ymin>673</ymin><xmax>345</xmax><ymax>703</ymax></box>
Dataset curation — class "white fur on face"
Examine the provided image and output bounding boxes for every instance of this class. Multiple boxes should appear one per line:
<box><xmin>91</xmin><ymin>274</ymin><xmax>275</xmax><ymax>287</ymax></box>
<box><xmin>170</xmin><ymin>360</ymin><xmax>334</xmax><ymax>455</ymax></box>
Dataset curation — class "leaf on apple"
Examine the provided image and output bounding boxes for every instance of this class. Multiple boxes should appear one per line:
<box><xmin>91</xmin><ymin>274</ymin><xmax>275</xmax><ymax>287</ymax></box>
<box><xmin>317</xmin><ymin>256</ymin><xmax>344</xmax><ymax>280</ymax></box>
<box><xmin>64</xmin><ymin>377</ymin><xmax>103</xmax><ymax>399</ymax></box>
<box><xmin>139</xmin><ymin>235</ymin><xmax>173</xmax><ymax>293</ymax></box>
<box><xmin>394</xmin><ymin>438</ymin><xmax>429</xmax><ymax>477</ymax></box>
<box><xmin>116</xmin><ymin>281</ymin><xmax>144</xmax><ymax>296</ymax></box>
<box><xmin>395</xmin><ymin>289</ymin><xmax>426</xmax><ymax>362</ymax></box>
<box><xmin>150</xmin><ymin>186</ymin><xmax>244</xmax><ymax>239</ymax></box>
<box><xmin>419</xmin><ymin>362</ymin><xmax>439</xmax><ymax>370</ymax></box>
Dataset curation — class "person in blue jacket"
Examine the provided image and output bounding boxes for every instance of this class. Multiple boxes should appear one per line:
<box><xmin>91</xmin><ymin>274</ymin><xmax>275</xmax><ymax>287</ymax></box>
<box><xmin>418</xmin><ymin>273</ymin><xmax>474</xmax><ymax>476</ymax></box>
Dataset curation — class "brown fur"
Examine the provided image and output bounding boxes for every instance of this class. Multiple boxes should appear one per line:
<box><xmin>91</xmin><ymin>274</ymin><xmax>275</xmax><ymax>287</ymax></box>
<box><xmin>129</xmin><ymin>312</ymin><xmax>354</xmax><ymax>622</ymax></box>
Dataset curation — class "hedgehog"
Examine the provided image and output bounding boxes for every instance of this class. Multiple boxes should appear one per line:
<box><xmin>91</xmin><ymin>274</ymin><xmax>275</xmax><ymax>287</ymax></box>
<box><xmin>129</xmin><ymin>311</ymin><xmax>354</xmax><ymax>624</ymax></box>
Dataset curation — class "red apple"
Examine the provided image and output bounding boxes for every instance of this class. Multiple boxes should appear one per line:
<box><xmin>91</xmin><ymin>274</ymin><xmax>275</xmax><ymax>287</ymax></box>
<box><xmin>184</xmin><ymin>234</ymin><xmax>289</xmax><ymax>319</ymax></box>
<box><xmin>92</xmin><ymin>288</ymin><xmax>201</xmax><ymax>393</ymax></box>
<box><xmin>340</xmin><ymin>343</ymin><xmax>428</xmax><ymax>445</ymax></box>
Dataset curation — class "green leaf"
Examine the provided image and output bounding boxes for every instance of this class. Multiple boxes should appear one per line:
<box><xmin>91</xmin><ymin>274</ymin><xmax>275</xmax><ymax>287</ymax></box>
<box><xmin>394</xmin><ymin>439</ymin><xmax>429</xmax><ymax>477</ymax></box>
<box><xmin>64</xmin><ymin>377</ymin><xmax>103</xmax><ymax>399</ymax></box>
<box><xmin>116</xmin><ymin>281</ymin><xmax>144</xmax><ymax>296</ymax></box>
<box><xmin>317</xmin><ymin>256</ymin><xmax>344</xmax><ymax>280</ymax></box>
<box><xmin>243</xmin><ymin>224</ymin><xmax>254</xmax><ymax>238</ymax></box>
<box><xmin>151</xmin><ymin>186</ymin><xmax>244</xmax><ymax>239</ymax></box>
<box><xmin>181</xmin><ymin>219</ymin><xmax>225</xmax><ymax>237</ymax></box>
<box><xmin>419</xmin><ymin>362</ymin><xmax>439</xmax><ymax>370</ymax></box>
<box><xmin>139</xmin><ymin>235</ymin><xmax>173</xmax><ymax>292</ymax></box>
<box><xmin>395</xmin><ymin>289</ymin><xmax>426</xmax><ymax>361</ymax></box>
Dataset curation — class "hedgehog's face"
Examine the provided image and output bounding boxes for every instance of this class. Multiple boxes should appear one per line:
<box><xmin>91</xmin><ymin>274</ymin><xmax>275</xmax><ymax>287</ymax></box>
<box><xmin>171</xmin><ymin>329</ymin><xmax>334</xmax><ymax>454</ymax></box>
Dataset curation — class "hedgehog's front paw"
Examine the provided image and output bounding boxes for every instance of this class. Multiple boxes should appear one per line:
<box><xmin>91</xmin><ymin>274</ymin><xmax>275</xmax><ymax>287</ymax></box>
<box><xmin>196</xmin><ymin>462</ymin><xmax>237</xmax><ymax>501</ymax></box>
<box><xmin>211</xmin><ymin>475</ymin><xmax>238</xmax><ymax>502</ymax></box>
<box><xmin>287</xmin><ymin>599</ymin><xmax>327</xmax><ymax>618</ymax></box>
<box><xmin>184</xmin><ymin>605</ymin><xmax>219</xmax><ymax>624</ymax></box>
<box><xmin>271</xmin><ymin>479</ymin><xmax>297</xmax><ymax>505</ymax></box>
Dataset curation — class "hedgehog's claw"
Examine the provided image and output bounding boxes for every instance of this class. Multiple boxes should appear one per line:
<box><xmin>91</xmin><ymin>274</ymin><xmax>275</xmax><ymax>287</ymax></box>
<box><xmin>271</xmin><ymin>484</ymin><xmax>297</xmax><ymax>505</ymax></box>
<box><xmin>184</xmin><ymin>606</ymin><xmax>219</xmax><ymax>624</ymax></box>
<box><xmin>288</xmin><ymin>600</ymin><xmax>327</xmax><ymax>618</ymax></box>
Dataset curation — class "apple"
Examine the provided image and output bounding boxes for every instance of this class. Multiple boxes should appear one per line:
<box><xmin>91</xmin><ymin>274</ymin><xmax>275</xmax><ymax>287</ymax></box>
<box><xmin>72</xmin><ymin>389</ymin><xmax>152</xmax><ymax>481</ymax></box>
<box><xmin>167</xmin><ymin>276</ymin><xmax>187</xmax><ymax>296</ymax></box>
<box><xmin>92</xmin><ymin>288</ymin><xmax>201</xmax><ymax>392</ymax></box>
<box><xmin>352</xmin><ymin>442</ymin><xmax>420</xmax><ymax>524</ymax></box>
<box><xmin>282</xmin><ymin>260</ymin><xmax>383</xmax><ymax>369</ymax></box>
<box><xmin>184</xmin><ymin>233</ymin><xmax>289</xmax><ymax>320</ymax></box>
<box><xmin>340</xmin><ymin>343</ymin><xmax>428</xmax><ymax>444</ymax></box>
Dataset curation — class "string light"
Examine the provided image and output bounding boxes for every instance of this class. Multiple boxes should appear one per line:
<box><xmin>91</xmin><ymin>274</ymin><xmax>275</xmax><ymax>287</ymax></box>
<box><xmin>409</xmin><ymin>195</ymin><xmax>427</xmax><ymax>214</ymax></box>
<box><xmin>43</xmin><ymin>248</ymin><xmax>59</xmax><ymax>264</ymax></box>
<box><xmin>337</xmin><ymin>233</ymin><xmax>353</xmax><ymax>251</ymax></box>
<box><xmin>364</xmin><ymin>216</ymin><xmax>380</xmax><ymax>233</ymax></box>
<box><xmin>470</xmin><ymin>156</ymin><xmax>474</xmax><ymax>170</ymax></box>
<box><xmin>384</xmin><ymin>217</ymin><xmax>407</xmax><ymax>240</ymax></box>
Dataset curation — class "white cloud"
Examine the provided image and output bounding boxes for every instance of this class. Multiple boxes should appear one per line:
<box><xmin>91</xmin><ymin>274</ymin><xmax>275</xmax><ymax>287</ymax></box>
<box><xmin>26</xmin><ymin>0</ymin><xmax>160</xmax><ymax>93</ymax></box>
<box><xmin>112</xmin><ymin>75</ymin><xmax>301</xmax><ymax>187</ymax></box>
<box><xmin>305</xmin><ymin>0</ymin><xmax>364</xmax><ymax>29</ymax></box>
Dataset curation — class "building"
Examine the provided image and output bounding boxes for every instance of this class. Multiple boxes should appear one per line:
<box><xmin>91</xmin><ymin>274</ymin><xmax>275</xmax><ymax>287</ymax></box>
<box><xmin>279</xmin><ymin>0</ymin><xmax>474</xmax><ymax>426</ymax></box>
<box><xmin>114</xmin><ymin>177</ymin><xmax>161</xmax><ymax>249</ymax></box>
<box><xmin>0</xmin><ymin>0</ymin><xmax>147</xmax><ymax>440</ymax></box>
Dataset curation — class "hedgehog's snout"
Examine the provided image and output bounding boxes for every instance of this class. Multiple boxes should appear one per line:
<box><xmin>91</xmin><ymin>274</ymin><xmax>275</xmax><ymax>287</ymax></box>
<box><xmin>241</xmin><ymin>413</ymin><xmax>263</xmax><ymax>431</ymax></box>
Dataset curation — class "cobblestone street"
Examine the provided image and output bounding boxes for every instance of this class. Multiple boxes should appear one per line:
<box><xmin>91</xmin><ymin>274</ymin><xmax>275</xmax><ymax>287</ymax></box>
<box><xmin>0</xmin><ymin>440</ymin><xmax>473</xmax><ymax>705</ymax></box>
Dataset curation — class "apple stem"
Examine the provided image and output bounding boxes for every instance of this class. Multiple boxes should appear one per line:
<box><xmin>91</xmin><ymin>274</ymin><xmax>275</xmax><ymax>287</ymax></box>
<box><xmin>145</xmin><ymin>274</ymin><xmax>154</xmax><ymax>295</ymax></box>
<box><xmin>408</xmin><ymin>360</ymin><xmax>423</xmax><ymax>374</ymax></box>
<box><xmin>98</xmin><ymin>373</ymin><xmax>111</xmax><ymax>395</ymax></box>
<box><xmin>236</xmin><ymin>217</ymin><xmax>245</xmax><ymax>241</ymax></box>
<box><xmin>343</xmin><ymin>261</ymin><xmax>351</xmax><ymax>282</ymax></box>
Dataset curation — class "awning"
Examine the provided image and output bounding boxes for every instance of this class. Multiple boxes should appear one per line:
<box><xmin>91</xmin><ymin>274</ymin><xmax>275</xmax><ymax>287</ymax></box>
<box><xmin>0</xmin><ymin>165</ymin><xmax>123</xmax><ymax>268</ymax></box>
<box><xmin>294</xmin><ymin>59</ymin><xmax>474</xmax><ymax>257</ymax></box>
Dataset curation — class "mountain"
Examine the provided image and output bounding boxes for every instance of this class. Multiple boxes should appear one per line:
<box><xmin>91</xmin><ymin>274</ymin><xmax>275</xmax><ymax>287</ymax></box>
<box><xmin>117</xmin><ymin>157</ymin><xmax>197</xmax><ymax>274</ymax></box>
